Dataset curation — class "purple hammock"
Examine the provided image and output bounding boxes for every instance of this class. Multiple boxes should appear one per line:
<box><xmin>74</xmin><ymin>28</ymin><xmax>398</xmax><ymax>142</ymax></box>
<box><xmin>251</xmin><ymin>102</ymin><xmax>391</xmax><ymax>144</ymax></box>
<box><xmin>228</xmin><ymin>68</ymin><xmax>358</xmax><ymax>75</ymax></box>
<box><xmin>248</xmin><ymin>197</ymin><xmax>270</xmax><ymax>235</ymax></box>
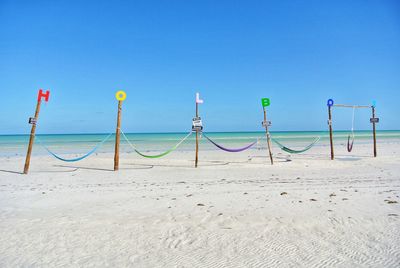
<box><xmin>203</xmin><ymin>133</ymin><xmax>257</xmax><ymax>153</ymax></box>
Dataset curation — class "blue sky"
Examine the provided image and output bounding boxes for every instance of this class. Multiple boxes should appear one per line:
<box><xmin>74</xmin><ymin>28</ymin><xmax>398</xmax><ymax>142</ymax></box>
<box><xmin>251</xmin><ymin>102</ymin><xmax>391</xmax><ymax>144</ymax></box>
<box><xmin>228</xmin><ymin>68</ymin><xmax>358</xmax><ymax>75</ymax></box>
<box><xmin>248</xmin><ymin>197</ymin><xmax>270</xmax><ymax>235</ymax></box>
<box><xmin>0</xmin><ymin>0</ymin><xmax>399</xmax><ymax>134</ymax></box>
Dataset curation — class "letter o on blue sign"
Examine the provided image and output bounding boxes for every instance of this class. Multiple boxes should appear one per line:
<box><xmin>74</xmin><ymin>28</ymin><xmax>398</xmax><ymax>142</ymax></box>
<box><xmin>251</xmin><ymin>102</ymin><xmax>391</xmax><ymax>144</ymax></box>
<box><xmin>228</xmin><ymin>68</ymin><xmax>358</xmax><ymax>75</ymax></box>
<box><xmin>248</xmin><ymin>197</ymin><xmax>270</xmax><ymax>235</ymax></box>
<box><xmin>327</xmin><ymin>99</ymin><xmax>334</xmax><ymax>107</ymax></box>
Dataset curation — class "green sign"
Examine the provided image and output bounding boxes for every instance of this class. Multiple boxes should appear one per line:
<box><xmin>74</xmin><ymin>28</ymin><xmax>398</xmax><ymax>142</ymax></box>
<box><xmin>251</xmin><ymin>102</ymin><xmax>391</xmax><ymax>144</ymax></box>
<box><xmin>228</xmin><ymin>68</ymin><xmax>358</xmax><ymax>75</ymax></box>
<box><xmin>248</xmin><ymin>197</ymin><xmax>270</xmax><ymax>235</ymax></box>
<box><xmin>261</xmin><ymin>98</ymin><xmax>270</xmax><ymax>107</ymax></box>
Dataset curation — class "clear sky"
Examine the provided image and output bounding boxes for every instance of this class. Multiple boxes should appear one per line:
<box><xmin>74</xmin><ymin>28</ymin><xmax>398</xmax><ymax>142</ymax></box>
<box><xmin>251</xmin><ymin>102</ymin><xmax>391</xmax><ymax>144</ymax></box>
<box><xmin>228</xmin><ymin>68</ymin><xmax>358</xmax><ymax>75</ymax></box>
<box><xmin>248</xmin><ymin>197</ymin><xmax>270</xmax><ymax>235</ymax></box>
<box><xmin>0</xmin><ymin>0</ymin><xmax>399</xmax><ymax>134</ymax></box>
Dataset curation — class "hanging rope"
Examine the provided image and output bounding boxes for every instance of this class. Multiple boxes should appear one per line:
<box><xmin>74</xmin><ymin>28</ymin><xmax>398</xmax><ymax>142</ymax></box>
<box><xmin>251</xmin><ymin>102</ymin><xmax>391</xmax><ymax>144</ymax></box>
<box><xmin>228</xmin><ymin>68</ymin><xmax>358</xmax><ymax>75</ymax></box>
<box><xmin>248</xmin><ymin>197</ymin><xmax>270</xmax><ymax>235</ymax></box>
<box><xmin>347</xmin><ymin>106</ymin><xmax>355</xmax><ymax>152</ymax></box>
<box><xmin>202</xmin><ymin>133</ymin><xmax>257</xmax><ymax>153</ymax></box>
<box><xmin>36</xmin><ymin>133</ymin><xmax>113</xmax><ymax>162</ymax></box>
<box><xmin>121</xmin><ymin>130</ymin><xmax>193</xmax><ymax>158</ymax></box>
<box><xmin>271</xmin><ymin>137</ymin><xmax>320</xmax><ymax>154</ymax></box>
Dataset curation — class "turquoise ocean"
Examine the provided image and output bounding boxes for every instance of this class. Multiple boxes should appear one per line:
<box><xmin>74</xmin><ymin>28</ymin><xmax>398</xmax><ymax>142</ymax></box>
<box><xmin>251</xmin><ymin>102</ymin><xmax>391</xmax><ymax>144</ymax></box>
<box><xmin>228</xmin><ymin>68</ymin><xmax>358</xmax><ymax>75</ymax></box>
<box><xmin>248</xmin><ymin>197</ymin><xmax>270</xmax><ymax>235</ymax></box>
<box><xmin>0</xmin><ymin>130</ymin><xmax>399</xmax><ymax>157</ymax></box>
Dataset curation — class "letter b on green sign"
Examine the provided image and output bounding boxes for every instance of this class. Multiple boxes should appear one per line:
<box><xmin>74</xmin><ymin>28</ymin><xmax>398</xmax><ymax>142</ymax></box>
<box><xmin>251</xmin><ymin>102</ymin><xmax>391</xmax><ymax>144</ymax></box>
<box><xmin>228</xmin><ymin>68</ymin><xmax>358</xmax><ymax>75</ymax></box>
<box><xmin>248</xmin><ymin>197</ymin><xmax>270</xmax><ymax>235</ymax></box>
<box><xmin>261</xmin><ymin>98</ymin><xmax>270</xmax><ymax>107</ymax></box>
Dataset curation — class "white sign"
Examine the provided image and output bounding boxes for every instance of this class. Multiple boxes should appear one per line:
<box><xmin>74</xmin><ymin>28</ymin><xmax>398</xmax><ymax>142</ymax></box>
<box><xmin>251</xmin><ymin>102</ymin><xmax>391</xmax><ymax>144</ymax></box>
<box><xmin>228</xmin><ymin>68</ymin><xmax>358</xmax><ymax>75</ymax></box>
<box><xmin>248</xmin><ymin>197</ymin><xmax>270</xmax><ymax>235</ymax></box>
<box><xmin>262</xmin><ymin>121</ymin><xmax>271</xmax><ymax>127</ymax></box>
<box><xmin>192</xmin><ymin>117</ymin><xmax>203</xmax><ymax>131</ymax></box>
<box><xmin>29</xmin><ymin>117</ymin><xmax>37</xmax><ymax>125</ymax></box>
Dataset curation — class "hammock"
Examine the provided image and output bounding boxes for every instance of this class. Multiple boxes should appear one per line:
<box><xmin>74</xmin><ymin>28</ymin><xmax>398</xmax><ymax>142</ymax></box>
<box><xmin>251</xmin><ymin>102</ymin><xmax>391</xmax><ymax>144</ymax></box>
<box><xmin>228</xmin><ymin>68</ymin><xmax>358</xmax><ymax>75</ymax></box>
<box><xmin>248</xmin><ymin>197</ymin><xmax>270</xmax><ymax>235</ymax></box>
<box><xmin>347</xmin><ymin>106</ymin><xmax>356</xmax><ymax>152</ymax></box>
<box><xmin>121</xmin><ymin>130</ymin><xmax>193</xmax><ymax>158</ymax></box>
<box><xmin>36</xmin><ymin>133</ymin><xmax>113</xmax><ymax>162</ymax></box>
<box><xmin>203</xmin><ymin>133</ymin><xmax>257</xmax><ymax>153</ymax></box>
<box><xmin>272</xmin><ymin>137</ymin><xmax>320</xmax><ymax>154</ymax></box>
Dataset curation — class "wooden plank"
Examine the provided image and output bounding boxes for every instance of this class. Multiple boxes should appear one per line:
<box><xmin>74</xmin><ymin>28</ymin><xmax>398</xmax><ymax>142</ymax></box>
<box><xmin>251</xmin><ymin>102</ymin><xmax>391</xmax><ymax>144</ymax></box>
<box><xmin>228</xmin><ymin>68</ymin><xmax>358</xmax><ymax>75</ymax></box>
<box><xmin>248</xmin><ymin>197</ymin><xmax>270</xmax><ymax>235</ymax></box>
<box><xmin>333</xmin><ymin>104</ymin><xmax>371</xmax><ymax>108</ymax></box>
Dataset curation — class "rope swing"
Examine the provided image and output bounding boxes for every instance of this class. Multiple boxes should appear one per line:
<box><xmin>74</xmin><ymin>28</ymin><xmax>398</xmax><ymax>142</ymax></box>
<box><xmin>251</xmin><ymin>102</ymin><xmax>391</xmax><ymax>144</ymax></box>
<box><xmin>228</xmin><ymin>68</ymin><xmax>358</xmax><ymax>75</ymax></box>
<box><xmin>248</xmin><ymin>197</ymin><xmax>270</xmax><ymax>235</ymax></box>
<box><xmin>347</xmin><ymin>106</ymin><xmax>356</xmax><ymax>152</ymax></box>
<box><xmin>202</xmin><ymin>133</ymin><xmax>257</xmax><ymax>153</ymax></box>
<box><xmin>121</xmin><ymin>130</ymin><xmax>193</xmax><ymax>158</ymax></box>
<box><xmin>37</xmin><ymin>133</ymin><xmax>113</xmax><ymax>162</ymax></box>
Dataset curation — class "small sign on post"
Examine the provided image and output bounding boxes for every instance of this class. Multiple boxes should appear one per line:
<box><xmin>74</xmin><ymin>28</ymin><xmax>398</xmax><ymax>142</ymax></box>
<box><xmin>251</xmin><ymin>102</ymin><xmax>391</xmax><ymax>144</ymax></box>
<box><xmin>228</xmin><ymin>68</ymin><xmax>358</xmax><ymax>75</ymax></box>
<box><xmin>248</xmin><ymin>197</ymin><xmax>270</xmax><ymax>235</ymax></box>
<box><xmin>28</xmin><ymin>117</ymin><xmax>37</xmax><ymax>125</ymax></box>
<box><xmin>370</xmin><ymin>118</ymin><xmax>379</xmax><ymax>123</ymax></box>
<box><xmin>261</xmin><ymin>120</ymin><xmax>271</xmax><ymax>127</ymax></box>
<box><xmin>192</xmin><ymin>117</ymin><xmax>203</xmax><ymax>131</ymax></box>
<box><xmin>261</xmin><ymin>98</ymin><xmax>270</xmax><ymax>107</ymax></box>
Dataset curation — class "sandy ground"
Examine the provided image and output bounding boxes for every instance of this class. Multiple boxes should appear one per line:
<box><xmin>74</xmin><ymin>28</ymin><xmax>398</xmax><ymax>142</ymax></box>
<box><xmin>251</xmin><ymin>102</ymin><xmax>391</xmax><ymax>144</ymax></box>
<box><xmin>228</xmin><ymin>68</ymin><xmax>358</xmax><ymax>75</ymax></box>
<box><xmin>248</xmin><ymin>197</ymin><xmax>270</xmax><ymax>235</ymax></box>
<box><xmin>0</xmin><ymin>140</ymin><xmax>399</xmax><ymax>267</ymax></box>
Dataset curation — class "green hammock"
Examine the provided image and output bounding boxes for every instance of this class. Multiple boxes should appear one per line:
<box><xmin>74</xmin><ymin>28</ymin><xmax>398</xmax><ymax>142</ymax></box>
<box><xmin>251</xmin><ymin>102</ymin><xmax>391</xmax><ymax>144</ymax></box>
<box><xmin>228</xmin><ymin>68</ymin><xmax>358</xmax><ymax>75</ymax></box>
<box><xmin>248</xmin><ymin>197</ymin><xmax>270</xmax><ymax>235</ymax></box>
<box><xmin>133</xmin><ymin>144</ymin><xmax>184</xmax><ymax>159</ymax></box>
<box><xmin>121</xmin><ymin>130</ymin><xmax>193</xmax><ymax>159</ymax></box>
<box><xmin>272</xmin><ymin>137</ymin><xmax>320</xmax><ymax>154</ymax></box>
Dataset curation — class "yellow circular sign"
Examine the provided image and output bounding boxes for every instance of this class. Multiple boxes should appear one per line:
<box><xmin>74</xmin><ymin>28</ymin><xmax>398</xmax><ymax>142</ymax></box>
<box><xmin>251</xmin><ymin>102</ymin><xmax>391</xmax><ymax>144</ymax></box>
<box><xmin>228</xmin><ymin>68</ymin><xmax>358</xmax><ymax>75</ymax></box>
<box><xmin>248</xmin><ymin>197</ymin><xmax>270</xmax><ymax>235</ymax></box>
<box><xmin>115</xmin><ymin>90</ymin><xmax>127</xmax><ymax>101</ymax></box>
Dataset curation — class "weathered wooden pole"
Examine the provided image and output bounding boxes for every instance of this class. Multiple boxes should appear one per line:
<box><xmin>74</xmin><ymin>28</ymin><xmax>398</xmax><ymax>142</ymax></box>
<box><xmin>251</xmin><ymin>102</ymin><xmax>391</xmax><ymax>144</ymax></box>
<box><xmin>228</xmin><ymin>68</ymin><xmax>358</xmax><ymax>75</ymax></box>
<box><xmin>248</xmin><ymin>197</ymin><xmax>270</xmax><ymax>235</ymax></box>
<box><xmin>372</xmin><ymin>106</ymin><xmax>377</xmax><ymax>157</ymax></box>
<box><xmin>195</xmin><ymin>102</ymin><xmax>199</xmax><ymax>168</ymax></box>
<box><xmin>263</xmin><ymin>107</ymin><xmax>274</xmax><ymax>165</ymax></box>
<box><xmin>261</xmin><ymin>98</ymin><xmax>273</xmax><ymax>165</ymax></box>
<box><xmin>24</xmin><ymin>89</ymin><xmax>50</xmax><ymax>174</ymax></box>
<box><xmin>327</xmin><ymin>99</ymin><xmax>334</xmax><ymax>160</ymax></box>
<box><xmin>194</xmin><ymin>92</ymin><xmax>203</xmax><ymax>168</ymax></box>
<box><xmin>114</xmin><ymin>91</ymin><xmax>126</xmax><ymax>171</ymax></box>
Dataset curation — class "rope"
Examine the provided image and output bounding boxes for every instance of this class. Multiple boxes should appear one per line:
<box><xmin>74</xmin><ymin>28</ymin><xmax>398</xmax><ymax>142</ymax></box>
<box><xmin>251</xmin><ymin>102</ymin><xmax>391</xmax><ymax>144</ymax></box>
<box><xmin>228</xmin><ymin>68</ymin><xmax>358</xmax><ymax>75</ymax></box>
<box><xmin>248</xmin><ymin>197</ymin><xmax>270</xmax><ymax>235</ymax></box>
<box><xmin>36</xmin><ymin>133</ymin><xmax>113</xmax><ymax>162</ymax></box>
<box><xmin>271</xmin><ymin>137</ymin><xmax>320</xmax><ymax>154</ymax></box>
<box><xmin>121</xmin><ymin>130</ymin><xmax>193</xmax><ymax>158</ymax></box>
<box><xmin>202</xmin><ymin>133</ymin><xmax>257</xmax><ymax>153</ymax></box>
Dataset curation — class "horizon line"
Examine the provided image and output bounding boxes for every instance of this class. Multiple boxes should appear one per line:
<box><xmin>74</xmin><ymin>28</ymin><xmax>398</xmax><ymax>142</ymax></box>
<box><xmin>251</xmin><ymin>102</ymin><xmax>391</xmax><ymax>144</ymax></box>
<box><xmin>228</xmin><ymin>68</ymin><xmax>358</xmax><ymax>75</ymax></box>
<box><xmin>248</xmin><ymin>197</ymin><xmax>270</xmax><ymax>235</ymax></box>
<box><xmin>1</xmin><ymin>129</ymin><xmax>399</xmax><ymax>136</ymax></box>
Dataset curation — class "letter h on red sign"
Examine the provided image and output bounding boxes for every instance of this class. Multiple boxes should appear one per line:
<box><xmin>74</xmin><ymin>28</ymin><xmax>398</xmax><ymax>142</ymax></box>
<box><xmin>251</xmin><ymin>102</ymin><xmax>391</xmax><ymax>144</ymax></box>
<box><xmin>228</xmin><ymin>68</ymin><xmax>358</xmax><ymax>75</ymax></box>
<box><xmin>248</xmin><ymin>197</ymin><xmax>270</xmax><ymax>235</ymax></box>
<box><xmin>37</xmin><ymin>89</ymin><xmax>50</xmax><ymax>102</ymax></box>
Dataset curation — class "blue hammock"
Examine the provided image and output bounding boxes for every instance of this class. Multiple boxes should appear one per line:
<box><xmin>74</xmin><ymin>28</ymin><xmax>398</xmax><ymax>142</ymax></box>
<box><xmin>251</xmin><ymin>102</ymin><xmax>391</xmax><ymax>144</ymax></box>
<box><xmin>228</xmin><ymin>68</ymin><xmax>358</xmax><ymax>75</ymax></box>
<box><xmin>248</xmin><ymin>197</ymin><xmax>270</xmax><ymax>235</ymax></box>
<box><xmin>36</xmin><ymin>133</ymin><xmax>112</xmax><ymax>162</ymax></box>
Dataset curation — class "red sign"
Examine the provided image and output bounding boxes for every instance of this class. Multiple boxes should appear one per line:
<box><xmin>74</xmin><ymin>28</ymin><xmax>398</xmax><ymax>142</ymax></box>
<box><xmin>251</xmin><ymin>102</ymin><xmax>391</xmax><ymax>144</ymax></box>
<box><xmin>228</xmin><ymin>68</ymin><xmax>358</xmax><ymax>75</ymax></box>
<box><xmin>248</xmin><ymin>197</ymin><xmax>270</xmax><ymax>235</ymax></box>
<box><xmin>38</xmin><ymin>89</ymin><xmax>50</xmax><ymax>102</ymax></box>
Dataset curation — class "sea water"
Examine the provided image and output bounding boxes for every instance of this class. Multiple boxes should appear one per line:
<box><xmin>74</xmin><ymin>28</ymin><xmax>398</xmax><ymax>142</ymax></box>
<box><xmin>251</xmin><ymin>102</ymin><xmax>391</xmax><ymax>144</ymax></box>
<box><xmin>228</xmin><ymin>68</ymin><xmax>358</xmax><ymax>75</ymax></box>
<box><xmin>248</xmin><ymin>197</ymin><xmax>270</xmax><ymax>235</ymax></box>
<box><xmin>0</xmin><ymin>130</ymin><xmax>399</xmax><ymax>158</ymax></box>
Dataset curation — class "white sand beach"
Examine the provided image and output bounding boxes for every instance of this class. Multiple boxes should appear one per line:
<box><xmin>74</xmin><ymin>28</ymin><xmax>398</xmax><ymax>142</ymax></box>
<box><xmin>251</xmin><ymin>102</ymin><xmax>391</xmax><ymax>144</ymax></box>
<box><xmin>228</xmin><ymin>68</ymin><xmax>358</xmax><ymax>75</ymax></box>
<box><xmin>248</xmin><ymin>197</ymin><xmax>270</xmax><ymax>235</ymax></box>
<box><xmin>1</xmin><ymin>140</ymin><xmax>399</xmax><ymax>267</ymax></box>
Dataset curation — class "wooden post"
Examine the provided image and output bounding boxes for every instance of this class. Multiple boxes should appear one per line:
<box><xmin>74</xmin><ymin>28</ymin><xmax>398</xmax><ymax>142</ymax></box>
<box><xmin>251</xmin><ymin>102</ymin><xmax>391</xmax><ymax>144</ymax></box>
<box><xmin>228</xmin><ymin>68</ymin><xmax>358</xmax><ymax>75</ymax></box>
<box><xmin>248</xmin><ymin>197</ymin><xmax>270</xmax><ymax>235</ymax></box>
<box><xmin>24</xmin><ymin>89</ymin><xmax>50</xmax><ymax>174</ymax></box>
<box><xmin>114</xmin><ymin>100</ymin><xmax>122</xmax><ymax>171</ymax></box>
<box><xmin>23</xmin><ymin>99</ymin><xmax>42</xmax><ymax>174</ymax></box>
<box><xmin>195</xmin><ymin>102</ymin><xmax>199</xmax><ymax>168</ymax></box>
<box><xmin>328</xmin><ymin>105</ymin><xmax>334</xmax><ymax>160</ymax></box>
<box><xmin>263</xmin><ymin>107</ymin><xmax>273</xmax><ymax>165</ymax></box>
<box><xmin>372</xmin><ymin>106</ymin><xmax>377</xmax><ymax>157</ymax></box>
